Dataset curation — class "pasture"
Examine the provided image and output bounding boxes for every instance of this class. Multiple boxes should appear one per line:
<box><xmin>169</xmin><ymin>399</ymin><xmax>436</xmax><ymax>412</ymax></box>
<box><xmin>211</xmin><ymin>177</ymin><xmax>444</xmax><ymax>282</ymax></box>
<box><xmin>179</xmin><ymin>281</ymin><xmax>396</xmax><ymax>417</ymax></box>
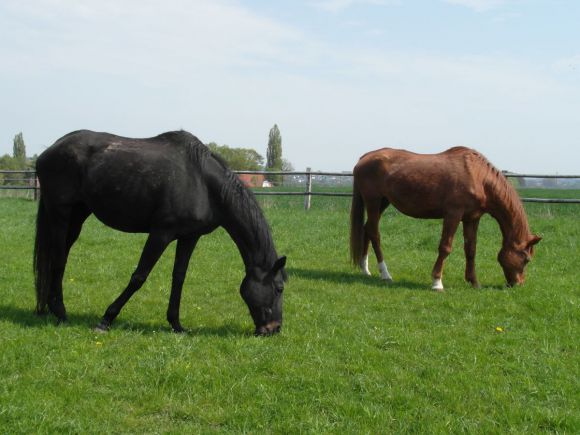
<box><xmin>0</xmin><ymin>195</ymin><xmax>578</xmax><ymax>433</ymax></box>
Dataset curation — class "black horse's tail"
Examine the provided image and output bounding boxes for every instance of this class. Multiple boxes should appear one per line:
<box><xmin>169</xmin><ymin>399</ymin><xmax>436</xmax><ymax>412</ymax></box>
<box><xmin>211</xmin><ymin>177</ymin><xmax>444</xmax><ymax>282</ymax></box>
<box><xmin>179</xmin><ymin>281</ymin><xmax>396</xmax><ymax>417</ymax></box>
<box><xmin>350</xmin><ymin>183</ymin><xmax>366</xmax><ymax>267</ymax></box>
<box><xmin>34</xmin><ymin>196</ymin><xmax>51</xmax><ymax>314</ymax></box>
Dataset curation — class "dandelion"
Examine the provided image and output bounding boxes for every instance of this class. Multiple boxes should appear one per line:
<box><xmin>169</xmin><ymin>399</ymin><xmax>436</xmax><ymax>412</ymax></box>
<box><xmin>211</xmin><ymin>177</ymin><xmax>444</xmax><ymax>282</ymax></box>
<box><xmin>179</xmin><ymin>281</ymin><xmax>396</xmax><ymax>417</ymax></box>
<box><xmin>96</xmin><ymin>341</ymin><xmax>103</xmax><ymax>346</ymax></box>
<box><xmin>495</xmin><ymin>326</ymin><xmax>504</xmax><ymax>333</ymax></box>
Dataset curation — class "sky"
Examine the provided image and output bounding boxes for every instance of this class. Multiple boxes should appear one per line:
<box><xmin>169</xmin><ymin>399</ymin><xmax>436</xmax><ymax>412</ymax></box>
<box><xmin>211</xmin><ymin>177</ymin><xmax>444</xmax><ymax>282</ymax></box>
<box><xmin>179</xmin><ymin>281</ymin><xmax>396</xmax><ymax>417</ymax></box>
<box><xmin>1</xmin><ymin>0</ymin><xmax>579</xmax><ymax>174</ymax></box>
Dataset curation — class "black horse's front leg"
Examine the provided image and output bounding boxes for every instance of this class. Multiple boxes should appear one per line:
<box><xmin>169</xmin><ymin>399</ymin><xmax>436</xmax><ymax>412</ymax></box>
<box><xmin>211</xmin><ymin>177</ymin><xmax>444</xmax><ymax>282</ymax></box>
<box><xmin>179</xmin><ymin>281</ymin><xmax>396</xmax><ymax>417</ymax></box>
<box><xmin>167</xmin><ymin>236</ymin><xmax>199</xmax><ymax>333</ymax></box>
<box><xmin>95</xmin><ymin>231</ymin><xmax>173</xmax><ymax>332</ymax></box>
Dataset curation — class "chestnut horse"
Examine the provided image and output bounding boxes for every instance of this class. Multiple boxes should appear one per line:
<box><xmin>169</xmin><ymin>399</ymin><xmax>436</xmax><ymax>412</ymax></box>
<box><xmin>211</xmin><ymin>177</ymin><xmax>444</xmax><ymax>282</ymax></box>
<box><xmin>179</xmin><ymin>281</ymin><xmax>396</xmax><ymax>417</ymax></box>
<box><xmin>350</xmin><ymin>146</ymin><xmax>541</xmax><ymax>290</ymax></box>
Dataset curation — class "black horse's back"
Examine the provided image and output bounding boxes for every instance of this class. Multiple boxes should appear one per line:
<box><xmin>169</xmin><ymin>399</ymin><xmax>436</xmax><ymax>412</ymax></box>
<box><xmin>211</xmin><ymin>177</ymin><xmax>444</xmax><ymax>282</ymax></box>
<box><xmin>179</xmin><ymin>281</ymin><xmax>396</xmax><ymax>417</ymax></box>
<box><xmin>37</xmin><ymin>130</ymin><xmax>212</xmax><ymax>233</ymax></box>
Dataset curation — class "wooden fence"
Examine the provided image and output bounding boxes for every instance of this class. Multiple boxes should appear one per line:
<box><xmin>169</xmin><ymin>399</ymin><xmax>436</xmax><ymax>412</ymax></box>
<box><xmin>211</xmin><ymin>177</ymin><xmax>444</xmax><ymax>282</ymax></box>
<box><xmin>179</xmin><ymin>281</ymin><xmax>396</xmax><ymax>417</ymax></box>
<box><xmin>1</xmin><ymin>169</ymin><xmax>579</xmax><ymax>209</ymax></box>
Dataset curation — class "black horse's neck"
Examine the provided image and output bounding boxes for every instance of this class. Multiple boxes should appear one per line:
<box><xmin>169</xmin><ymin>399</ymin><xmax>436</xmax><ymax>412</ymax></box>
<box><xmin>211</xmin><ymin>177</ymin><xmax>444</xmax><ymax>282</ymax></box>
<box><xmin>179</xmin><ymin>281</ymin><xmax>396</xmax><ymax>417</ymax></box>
<box><xmin>216</xmin><ymin>168</ymin><xmax>278</xmax><ymax>271</ymax></box>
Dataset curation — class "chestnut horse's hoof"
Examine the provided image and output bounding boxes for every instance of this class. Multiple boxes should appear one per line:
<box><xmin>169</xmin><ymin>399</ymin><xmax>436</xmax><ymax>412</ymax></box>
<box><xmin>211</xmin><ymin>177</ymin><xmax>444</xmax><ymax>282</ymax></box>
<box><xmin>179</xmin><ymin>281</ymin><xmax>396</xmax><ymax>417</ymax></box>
<box><xmin>432</xmin><ymin>278</ymin><xmax>444</xmax><ymax>292</ymax></box>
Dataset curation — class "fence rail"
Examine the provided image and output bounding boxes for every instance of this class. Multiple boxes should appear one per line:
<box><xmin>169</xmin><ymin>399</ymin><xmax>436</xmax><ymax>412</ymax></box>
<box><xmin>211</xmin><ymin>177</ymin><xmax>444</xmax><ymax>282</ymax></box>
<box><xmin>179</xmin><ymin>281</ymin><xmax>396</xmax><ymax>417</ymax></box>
<box><xmin>235</xmin><ymin>169</ymin><xmax>580</xmax><ymax>207</ymax></box>
<box><xmin>1</xmin><ymin>169</ymin><xmax>579</xmax><ymax>208</ymax></box>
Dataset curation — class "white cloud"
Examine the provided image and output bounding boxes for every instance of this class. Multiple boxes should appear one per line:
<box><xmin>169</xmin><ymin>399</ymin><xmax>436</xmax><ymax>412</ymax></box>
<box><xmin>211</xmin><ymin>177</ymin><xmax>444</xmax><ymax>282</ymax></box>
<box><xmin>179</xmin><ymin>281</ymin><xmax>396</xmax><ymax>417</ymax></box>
<box><xmin>310</xmin><ymin>0</ymin><xmax>397</xmax><ymax>13</ymax></box>
<box><xmin>0</xmin><ymin>0</ymin><xmax>304</xmax><ymax>78</ymax></box>
<box><xmin>553</xmin><ymin>54</ymin><xmax>580</xmax><ymax>74</ymax></box>
<box><xmin>443</xmin><ymin>0</ymin><xmax>509</xmax><ymax>12</ymax></box>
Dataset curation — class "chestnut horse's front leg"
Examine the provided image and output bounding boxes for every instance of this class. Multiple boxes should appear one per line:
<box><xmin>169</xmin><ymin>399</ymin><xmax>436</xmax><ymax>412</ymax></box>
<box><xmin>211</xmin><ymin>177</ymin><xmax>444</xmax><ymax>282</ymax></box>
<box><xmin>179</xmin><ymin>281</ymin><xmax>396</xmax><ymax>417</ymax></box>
<box><xmin>432</xmin><ymin>215</ymin><xmax>461</xmax><ymax>291</ymax></box>
<box><xmin>462</xmin><ymin>218</ymin><xmax>481</xmax><ymax>288</ymax></box>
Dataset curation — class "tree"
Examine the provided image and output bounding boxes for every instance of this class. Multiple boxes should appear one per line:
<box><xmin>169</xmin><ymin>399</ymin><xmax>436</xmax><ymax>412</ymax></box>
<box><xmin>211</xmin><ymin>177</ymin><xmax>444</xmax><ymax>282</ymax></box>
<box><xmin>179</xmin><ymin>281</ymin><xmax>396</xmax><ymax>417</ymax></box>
<box><xmin>281</xmin><ymin>158</ymin><xmax>294</xmax><ymax>172</ymax></box>
<box><xmin>13</xmin><ymin>132</ymin><xmax>26</xmax><ymax>166</ymax></box>
<box><xmin>0</xmin><ymin>154</ymin><xmax>21</xmax><ymax>185</ymax></box>
<box><xmin>266</xmin><ymin>124</ymin><xmax>283</xmax><ymax>184</ymax></box>
<box><xmin>207</xmin><ymin>142</ymin><xmax>264</xmax><ymax>171</ymax></box>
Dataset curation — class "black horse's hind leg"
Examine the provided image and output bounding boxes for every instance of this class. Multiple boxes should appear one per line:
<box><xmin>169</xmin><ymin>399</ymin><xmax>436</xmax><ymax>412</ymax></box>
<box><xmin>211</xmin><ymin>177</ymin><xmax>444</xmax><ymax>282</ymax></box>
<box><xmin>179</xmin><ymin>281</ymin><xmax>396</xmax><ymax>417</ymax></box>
<box><xmin>167</xmin><ymin>236</ymin><xmax>199</xmax><ymax>333</ymax></box>
<box><xmin>47</xmin><ymin>215</ymin><xmax>70</xmax><ymax>323</ymax></box>
<box><xmin>44</xmin><ymin>204</ymin><xmax>84</xmax><ymax>322</ymax></box>
<box><xmin>65</xmin><ymin>204</ymin><xmax>91</xmax><ymax>258</ymax></box>
<box><xmin>49</xmin><ymin>204</ymin><xmax>90</xmax><ymax>323</ymax></box>
<box><xmin>96</xmin><ymin>231</ymin><xmax>173</xmax><ymax>331</ymax></box>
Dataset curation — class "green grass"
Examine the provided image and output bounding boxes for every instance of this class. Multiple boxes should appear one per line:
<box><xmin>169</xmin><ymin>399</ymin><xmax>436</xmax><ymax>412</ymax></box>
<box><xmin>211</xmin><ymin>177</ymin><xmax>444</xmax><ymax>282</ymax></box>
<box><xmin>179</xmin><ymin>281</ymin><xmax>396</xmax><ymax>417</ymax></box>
<box><xmin>0</xmin><ymin>197</ymin><xmax>578</xmax><ymax>433</ymax></box>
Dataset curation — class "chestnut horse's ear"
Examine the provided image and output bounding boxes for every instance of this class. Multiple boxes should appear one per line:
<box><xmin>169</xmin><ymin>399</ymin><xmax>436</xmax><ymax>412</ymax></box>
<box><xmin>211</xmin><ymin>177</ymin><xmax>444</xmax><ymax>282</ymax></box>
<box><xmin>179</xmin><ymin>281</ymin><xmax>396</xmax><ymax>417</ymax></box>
<box><xmin>526</xmin><ymin>235</ymin><xmax>542</xmax><ymax>254</ymax></box>
<box><xmin>528</xmin><ymin>235</ymin><xmax>542</xmax><ymax>248</ymax></box>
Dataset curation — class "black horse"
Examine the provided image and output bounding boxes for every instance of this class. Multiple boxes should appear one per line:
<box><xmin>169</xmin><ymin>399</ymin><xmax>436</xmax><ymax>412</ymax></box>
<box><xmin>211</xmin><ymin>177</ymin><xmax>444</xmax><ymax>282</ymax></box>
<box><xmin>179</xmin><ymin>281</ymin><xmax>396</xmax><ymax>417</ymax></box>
<box><xmin>34</xmin><ymin>130</ymin><xmax>287</xmax><ymax>336</ymax></box>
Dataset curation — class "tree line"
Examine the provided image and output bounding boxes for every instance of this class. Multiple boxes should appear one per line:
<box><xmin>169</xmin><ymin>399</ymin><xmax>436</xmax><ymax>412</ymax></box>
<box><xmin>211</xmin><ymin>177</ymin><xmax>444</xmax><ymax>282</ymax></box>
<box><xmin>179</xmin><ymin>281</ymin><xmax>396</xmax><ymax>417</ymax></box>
<box><xmin>208</xmin><ymin>124</ymin><xmax>293</xmax><ymax>184</ymax></box>
<box><xmin>0</xmin><ymin>133</ymin><xmax>36</xmax><ymax>185</ymax></box>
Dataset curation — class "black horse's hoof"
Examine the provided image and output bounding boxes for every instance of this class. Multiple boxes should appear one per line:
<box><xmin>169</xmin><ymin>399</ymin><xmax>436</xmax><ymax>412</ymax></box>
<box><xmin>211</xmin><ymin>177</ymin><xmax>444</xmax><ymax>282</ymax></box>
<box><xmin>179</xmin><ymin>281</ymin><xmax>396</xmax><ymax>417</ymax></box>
<box><xmin>94</xmin><ymin>321</ymin><xmax>110</xmax><ymax>333</ymax></box>
<box><xmin>56</xmin><ymin>317</ymin><xmax>68</xmax><ymax>326</ymax></box>
<box><xmin>171</xmin><ymin>324</ymin><xmax>186</xmax><ymax>334</ymax></box>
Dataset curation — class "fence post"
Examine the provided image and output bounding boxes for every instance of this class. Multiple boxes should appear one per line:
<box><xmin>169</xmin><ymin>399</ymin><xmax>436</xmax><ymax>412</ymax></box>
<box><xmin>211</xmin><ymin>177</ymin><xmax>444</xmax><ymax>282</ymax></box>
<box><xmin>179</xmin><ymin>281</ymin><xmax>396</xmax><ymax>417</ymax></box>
<box><xmin>304</xmin><ymin>167</ymin><xmax>312</xmax><ymax>210</ymax></box>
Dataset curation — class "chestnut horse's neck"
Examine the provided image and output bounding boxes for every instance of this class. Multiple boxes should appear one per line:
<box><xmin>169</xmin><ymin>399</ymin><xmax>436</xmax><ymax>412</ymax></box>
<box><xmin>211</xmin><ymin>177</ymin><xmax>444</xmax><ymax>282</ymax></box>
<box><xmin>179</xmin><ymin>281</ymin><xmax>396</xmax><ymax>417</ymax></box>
<box><xmin>484</xmin><ymin>170</ymin><xmax>530</xmax><ymax>248</ymax></box>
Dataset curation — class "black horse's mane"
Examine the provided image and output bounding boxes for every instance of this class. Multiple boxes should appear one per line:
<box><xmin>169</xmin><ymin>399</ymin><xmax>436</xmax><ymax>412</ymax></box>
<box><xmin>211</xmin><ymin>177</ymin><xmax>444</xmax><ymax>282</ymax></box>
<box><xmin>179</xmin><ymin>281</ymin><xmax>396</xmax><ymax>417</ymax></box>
<box><xmin>217</xmin><ymin>162</ymin><xmax>277</xmax><ymax>266</ymax></box>
<box><xmin>166</xmin><ymin>130</ymin><xmax>277</xmax><ymax>266</ymax></box>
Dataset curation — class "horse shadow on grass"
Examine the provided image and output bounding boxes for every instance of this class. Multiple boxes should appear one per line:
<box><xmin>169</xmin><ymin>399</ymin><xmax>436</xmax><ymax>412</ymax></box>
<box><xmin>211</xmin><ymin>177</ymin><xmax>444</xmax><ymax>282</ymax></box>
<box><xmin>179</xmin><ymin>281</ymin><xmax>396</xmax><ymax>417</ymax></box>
<box><xmin>0</xmin><ymin>304</ymin><xmax>249</xmax><ymax>337</ymax></box>
<box><xmin>287</xmin><ymin>267</ymin><xmax>506</xmax><ymax>292</ymax></box>
<box><xmin>287</xmin><ymin>267</ymin><xmax>428</xmax><ymax>291</ymax></box>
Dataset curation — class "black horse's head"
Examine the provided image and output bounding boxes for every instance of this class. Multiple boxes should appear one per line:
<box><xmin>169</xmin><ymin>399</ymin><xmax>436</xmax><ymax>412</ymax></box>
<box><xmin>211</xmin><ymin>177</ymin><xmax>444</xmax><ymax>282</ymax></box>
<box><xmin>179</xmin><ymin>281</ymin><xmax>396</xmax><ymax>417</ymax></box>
<box><xmin>240</xmin><ymin>256</ymin><xmax>287</xmax><ymax>336</ymax></box>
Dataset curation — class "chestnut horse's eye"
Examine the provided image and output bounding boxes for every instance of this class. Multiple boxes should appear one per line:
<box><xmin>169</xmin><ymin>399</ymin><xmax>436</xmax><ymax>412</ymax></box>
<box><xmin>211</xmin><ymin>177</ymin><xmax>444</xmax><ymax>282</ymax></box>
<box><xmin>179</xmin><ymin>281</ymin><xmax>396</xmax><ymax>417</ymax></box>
<box><xmin>519</xmin><ymin>251</ymin><xmax>531</xmax><ymax>264</ymax></box>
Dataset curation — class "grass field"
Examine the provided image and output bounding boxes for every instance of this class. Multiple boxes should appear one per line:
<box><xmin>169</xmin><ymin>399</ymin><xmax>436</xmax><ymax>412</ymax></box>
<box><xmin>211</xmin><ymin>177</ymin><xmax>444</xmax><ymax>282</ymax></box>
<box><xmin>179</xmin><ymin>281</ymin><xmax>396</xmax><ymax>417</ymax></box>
<box><xmin>0</xmin><ymin>195</ymin><xmax>578</xmax><ymax>433</ymax></box>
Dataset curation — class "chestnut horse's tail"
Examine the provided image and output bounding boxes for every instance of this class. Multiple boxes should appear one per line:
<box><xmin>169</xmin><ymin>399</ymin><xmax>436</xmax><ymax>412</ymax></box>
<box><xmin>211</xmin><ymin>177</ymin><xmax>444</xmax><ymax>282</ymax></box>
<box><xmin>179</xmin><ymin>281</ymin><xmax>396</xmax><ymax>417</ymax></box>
<box><xmin>350</xmin><ymin>183</ymin><xmax>366</xmax><ymax>267</ymax></box>
<box><xmin>33</xmin><ymin>196</ymin><xmax>51</xmax><ymax>314</ymax></box>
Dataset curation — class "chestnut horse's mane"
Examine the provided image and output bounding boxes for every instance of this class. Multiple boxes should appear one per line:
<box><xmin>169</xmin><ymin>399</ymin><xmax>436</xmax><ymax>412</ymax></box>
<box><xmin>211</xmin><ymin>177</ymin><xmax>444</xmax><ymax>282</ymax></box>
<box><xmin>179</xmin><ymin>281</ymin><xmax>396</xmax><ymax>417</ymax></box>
<box><xmin>460</xmin><ymin>147</ymin><xmax>530</xmax><ymax>241</ymax></box>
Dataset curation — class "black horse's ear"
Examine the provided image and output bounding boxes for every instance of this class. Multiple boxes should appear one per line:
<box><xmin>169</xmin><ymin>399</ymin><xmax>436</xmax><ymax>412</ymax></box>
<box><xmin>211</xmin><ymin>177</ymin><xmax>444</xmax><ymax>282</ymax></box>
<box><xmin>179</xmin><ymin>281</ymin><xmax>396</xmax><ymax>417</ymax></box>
<box><xmin>272</xmin><ymin>256</ymin><xmax>288</xmax><ymax>282</ymax></box>
<box><xmin>272</xmin><ymin>256</ymin><xmax>287</xmax><ymax>274</ymax></box>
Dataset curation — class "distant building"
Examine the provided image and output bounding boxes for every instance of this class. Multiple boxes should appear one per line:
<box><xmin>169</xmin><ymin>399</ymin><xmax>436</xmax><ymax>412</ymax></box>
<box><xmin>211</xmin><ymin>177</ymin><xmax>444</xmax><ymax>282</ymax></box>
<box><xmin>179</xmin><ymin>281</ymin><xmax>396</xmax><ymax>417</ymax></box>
<box><xmin>238</xmin><ymin>173</ymin><xmax>270</xmax><ymax>188</ymax></box>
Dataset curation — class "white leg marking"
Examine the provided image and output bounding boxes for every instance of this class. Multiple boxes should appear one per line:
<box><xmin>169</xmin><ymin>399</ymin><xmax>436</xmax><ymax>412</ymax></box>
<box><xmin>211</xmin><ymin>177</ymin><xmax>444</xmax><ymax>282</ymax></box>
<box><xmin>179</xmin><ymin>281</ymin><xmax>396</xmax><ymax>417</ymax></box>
<box><xmin>432</xmin><ymin>278</ymin><xmax>444</xmax><ymax>291</ymax></box>
<box><xmin>360</xmin><ymin>255</ymin><xmax>371</xmax><ymax>276</ymax></box>
<box><xmin>378</xmin><ymin>261</ymin><xmax>393</xmax><ymax>282</ymax></box>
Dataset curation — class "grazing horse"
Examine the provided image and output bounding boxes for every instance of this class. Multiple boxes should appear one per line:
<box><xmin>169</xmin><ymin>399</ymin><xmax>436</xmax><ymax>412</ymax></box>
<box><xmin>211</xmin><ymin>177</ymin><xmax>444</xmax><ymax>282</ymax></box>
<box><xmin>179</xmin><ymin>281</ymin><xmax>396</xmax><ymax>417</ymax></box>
<box><xmin>350</xmin><ymin>146</ymin><xmax>541</xmax><ymax>290</ymax></box>
<box><xmin>34</xmin><ymin>130</ymin><xmax>287</xmax><ymax>336</ymax></box>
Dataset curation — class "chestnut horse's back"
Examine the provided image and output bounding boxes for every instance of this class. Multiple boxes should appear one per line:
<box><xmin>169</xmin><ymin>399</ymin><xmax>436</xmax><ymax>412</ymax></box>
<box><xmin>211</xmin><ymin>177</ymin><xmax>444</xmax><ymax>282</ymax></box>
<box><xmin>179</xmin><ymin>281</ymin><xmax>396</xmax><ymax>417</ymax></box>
<box><xmin>353</xmin><ymin>146</ymin><xmax>487</xmax><ymax>220</ymax></box>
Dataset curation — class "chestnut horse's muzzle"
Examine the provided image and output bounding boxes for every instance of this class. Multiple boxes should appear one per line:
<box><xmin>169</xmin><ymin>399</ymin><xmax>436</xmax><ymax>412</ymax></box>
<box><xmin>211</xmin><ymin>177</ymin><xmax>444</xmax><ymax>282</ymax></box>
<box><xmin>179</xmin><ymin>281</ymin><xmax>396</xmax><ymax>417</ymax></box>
<box><xmin>255</xmin><ymin>321</ymin><xmax>282</xmax><ymax>336</ymax></box>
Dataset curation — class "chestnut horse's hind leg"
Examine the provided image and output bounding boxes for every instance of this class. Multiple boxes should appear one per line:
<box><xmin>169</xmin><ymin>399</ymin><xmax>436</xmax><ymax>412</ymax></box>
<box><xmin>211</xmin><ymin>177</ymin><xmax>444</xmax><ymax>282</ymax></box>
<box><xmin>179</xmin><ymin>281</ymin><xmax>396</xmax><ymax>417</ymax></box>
<box><xmin>166</xmin><ymin>235</ymin><xmax>199</xmax><ymax>333</ymax></box>
<box><xmin>361</xmin><ymin>231</ymin><xmax>371</xmax><ymax>276</ymax></box>
<box><xmin>95</xmin><ymin>231</ymin><xmax>173</xmax><ymax>332</ymax></box>
<box><xmin>431</xmin><ymin>214</ymin><xmax>461</xmax><ymax>291</ymax></box>
<box><xmin>462</xmin><ymin>218</ymin><xmax>481</xmax><ymax>288</ymax></box>
<box><xmin>364</xmin><ymin>199</ymin><xmax>393</xmax><ymax>282</ymax></box>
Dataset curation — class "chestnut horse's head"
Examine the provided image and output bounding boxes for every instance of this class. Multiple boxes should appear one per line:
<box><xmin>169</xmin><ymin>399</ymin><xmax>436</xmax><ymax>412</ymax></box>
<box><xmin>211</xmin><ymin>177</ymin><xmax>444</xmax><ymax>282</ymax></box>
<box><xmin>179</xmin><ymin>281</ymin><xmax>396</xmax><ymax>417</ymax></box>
<box><xmin>240</xmin><ymin>256</ymin><xmax>287</xmax><ymax>336</ymax></box>
<box><xmin>498</xmin><ymin>235</ymin><xmax>541</xmax><ymax>287</ymax></box>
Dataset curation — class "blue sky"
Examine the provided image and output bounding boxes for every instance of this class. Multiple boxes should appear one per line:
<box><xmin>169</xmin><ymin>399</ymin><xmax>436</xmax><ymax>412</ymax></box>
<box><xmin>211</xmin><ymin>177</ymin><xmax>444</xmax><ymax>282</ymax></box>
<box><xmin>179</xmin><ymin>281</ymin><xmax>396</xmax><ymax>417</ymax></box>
<box><xmin>1</xmin><ymin>0</ymin><xmax>579</xmax><ymax>173</ymax></box>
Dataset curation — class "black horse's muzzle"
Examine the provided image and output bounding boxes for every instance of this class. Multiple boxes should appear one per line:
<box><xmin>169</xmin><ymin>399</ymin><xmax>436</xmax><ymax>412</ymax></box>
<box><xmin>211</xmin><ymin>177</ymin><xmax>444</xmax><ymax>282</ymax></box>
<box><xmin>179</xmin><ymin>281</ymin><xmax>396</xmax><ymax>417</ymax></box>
<box><xmin>254</xmin><ymin>321</ymin><xmax>282</xmax><ymax>336</ymax></box>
